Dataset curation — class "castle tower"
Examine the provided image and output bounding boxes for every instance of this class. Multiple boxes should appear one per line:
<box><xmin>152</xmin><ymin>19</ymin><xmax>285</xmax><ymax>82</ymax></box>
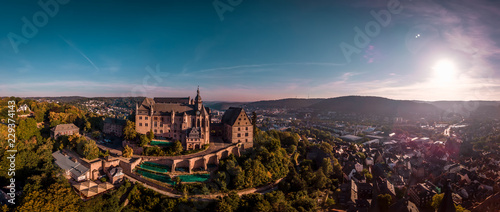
<box><xmin>195</xmin><ymin>86</ymin><xmax>202</xmax><ymax>111</ymax></box>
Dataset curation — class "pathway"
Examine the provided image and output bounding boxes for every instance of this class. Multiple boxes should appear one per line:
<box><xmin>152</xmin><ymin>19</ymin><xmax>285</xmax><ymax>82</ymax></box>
<box><xmin>123</xmin><ymin>173</ymin><xmax>284</xmax><ymax>201</ymax></box>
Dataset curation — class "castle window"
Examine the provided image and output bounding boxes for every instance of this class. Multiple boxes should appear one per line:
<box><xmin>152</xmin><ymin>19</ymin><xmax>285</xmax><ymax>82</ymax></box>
<box><xmin>145</xmin><ymin>117</ymin><xmax>148</xmax><ymax>120</ymax></box>
<box><xmin>139</xmin><ymin>123</ymin><xmax>142</xmax><ymax>126</ymax></box>
<box><xmin>154</xmin><ymin>129</ymin><xmax>157</xmax><ymax>133</ymax></box>
<box><xmin>154</xmin><ymin>117</ymin><xmax>157</xmax><ymax>121</ymax></box>
<box><xmin>237</xmin><ymin>133</ymin><xmax>241</xmax><ymax>137</ymax></box>
<box><xmin>246</xmin><ymin>139</ymin><xmax>248</xmax><ymax>142</ymax></box>
<box><xmin>238</xmin><ymin>127</ymin><xmax>240</xmax><ymax>131</ymax></box>
<box><xmin>160</xmin><ymin>130</ymin><xmax>163</xmax><ymax>133</ymax></box>
<box><xmin>245</xmin><ymin>133</ymin><xmax>248</xmax><ymax>136</ymax></box>
<box><xmin>139</xmin><ymin>116</ymin><xmax>143</xmax><ymax>120</ymax></box>
<box><xmin>239</xmin><ymin>118</ymin><xmax>241</xmax><ymax>121</ymax></box>
<box><xmin>145</xmin><ymin>123</ymin><xmax>148</xmax><ymax>127</ymax></box>
<box><xmin>246</xmin><ymin>127</ymin><xmax>248</xmax><ymax>130</ymax></box>
<box><xmin>154</xmin><ymin>122</ymin><xmax>157</xmax><ymax>127</ymax></box>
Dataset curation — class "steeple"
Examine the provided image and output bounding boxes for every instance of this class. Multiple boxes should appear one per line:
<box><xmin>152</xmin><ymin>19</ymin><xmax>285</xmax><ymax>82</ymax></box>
<box><xmin>195</xmin><ymin>86</ymin><xmax>202</xmax><ymax>111</ymax></box>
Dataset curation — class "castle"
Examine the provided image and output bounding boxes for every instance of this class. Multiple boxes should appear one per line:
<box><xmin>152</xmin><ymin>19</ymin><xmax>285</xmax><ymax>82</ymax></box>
<box><xmin>135</xmin><ymin>88</ymin><xmax>210</xmax><ymax>150</ymax></box>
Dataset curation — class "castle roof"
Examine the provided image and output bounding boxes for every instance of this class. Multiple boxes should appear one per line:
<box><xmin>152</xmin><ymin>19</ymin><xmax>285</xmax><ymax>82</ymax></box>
<box><xmin>154</xmin><ymin>97</ymin><xmax>190</xmax><ymax>104</ymax></box>
<box><xmin>51</xmin><ymin>123</ymin><xmax>79</xmax><ymax>132</ymax></box>
<box><xmin>138</xmin><ymin>97</ymin><xmax>196</xmax><ymax>115</ymax></box>
<box><xmin>221</xmin><ymin>107</ymin><xmax>247</xmax><ymax>126</ymax></box>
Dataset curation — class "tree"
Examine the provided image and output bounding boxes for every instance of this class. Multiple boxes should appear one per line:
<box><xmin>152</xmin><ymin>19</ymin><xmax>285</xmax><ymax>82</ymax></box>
<box><xmin>17</xmin><ymin>118</ymin><xmax>40</xmax><ymax>141</ymax></box>
<box><xmin>84</xmin><ymin>121</ymin><xmax>91</xmax><ymax>132</ymax></box>
<box><xmin>377</xmin><ymin>194</ymin><xmax>393</xmax><ymax>211</ymax></box>
<box><xmin>139</xmin><ymin>134</ymin><xmax>150</xmax><ymax>147</ymax></box>
<box><xmin>172</xmin><ymin>140</ymin><xmax>183</xmax><ymax>155</ymax></box>
<box><xmin>215</xmin><ymin>199</ymin><xmax>233</xmax><ymax>212</ymax></box>
<box><xmin>365</xmin><ymin>173</ymin><xmax>373</xmax><ymax>182</ymax></box>
<box><xmin>147</xmin><ymin>129</ymin><xmax>154</xmax><ymax>141</ymax></box>
<box><xmin>82</xmin><ymin>139</ymin><xmax>100</xmax><ymax>160</ymax></box>
<box><xmin>91</xmin><ymin>131</ymin><xmax>101</xmax><ymax>139</ymax></box>
<box><xmin>431</xmin><ymin>193</ymin><xmax>444</xmax><ymax>210</ymax></box>
<box><xmin>122</xmin><ymin>145</ymin><xmax>133</xmax><ymax>158</ymax></box>
<box><xmin>321</xmin><ymin>158</ymin><xmax>333</xmax><ymax>177</ymax></box>
<box><xmin>123</xmin><ymin>120</ymin><xmax>137</xmax><ymax>140</ymax></box>
<box><xmin>172</xmin><ymin>176</ymin><xmax>181</xmax><ymax>188</ymax></box>
<box><xmin>18</xmin><ymin>182</ymin><xmax>79</xmax><ymax>212</ymax></box>
<box><xmin>314</xmin><ymin>170</ymin><xmax>328</xmax><ymax>189</ymax></box>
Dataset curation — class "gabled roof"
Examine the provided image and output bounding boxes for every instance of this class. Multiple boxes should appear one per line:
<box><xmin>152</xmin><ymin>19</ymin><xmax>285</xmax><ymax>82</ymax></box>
<box><xmin>104</xmin><ymin>117</ymin><xmax>126</xmax><ymax>125</ymax></box>
<box><xmin>52</xmin><ymin>151</ymin><xmax>88</xmax><ymax>177</ymax></box>
<box><xmin>152</xmin><ymin>104</ymin><xmax>193</xmax><ymax>114</ymax></box>
<box><xmin>221</xmin><ymin>107</ymin><xmax>247</xmax><ymax>126</ymax></box>
<box><xmin>51</xmin><ymin>123</ymin><xmax>79</xmax><ymax>132</ymax></box>
<box><xmin>142</xmin><ymin>98</ymin><xmax>155</xmax><ymax>107</ymax></box>
<box><xmin>154</xmin><ymin>97</ymin><xmax>190</xmax><ymax>104</ymax></box>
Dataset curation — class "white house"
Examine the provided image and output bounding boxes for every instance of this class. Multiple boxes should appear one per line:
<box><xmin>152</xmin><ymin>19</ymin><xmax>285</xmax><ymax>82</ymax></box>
<box><xmin>17</xmin><ymin>104</ymin><xmax>31</xmax><ymax>112</ymax></box>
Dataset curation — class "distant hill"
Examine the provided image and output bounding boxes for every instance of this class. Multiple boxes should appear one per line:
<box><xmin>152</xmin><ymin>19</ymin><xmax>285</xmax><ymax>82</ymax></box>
<box><xmin>307</xmin><ymin>96</ymin><xmax>443</xmax><ymax>117</ymax></box>
<box><xmin>429</xmin><ymin>101</ymin><xmax>500</xmax><ymax>112</ymax></box>
<box><xmin>204</xmin><ymin>102</ymin><xmax>247</xmax><ymax>111</ymax></box>
<box><xmin>245</xmin><ymin>98</ymin><xmax>324</xmax><ymax>109</ymax></box>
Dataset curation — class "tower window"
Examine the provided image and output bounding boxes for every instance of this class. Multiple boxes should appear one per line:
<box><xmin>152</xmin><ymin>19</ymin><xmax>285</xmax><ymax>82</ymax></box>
<box><xmin>139</xmin><ymin>116</ymin><xmax>142</xmax><ymax>120</ymax></box>
<box><xmin>145</xmin><ymin>123</ymin><xmax>148</xmax><ymax>127</ymax></box>
<box><xmin>139</xmin><ymin>123</ymin><xmax>142</xmax><ymax>126</ymax></box>
<box><xmin>145</xmin><ymin>117</ymin><xmax>148</xmax><ymax>120</ymax></box>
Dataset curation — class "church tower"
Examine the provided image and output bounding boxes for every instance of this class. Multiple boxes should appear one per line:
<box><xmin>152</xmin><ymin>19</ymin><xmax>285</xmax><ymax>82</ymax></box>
<box><xmin>195</xmin><ymin>86</ymin><xmax>203</xmax><ymax>111</ymax></box>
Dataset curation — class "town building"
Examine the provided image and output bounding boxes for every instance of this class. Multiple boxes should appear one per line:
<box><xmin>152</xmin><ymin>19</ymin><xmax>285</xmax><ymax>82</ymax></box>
<box><xmin>16</xmin><ymin>104</ymin><xmax>31</xmax><ymax>112</ymax></box>
<box><xmin>409</xmin><ymin>183</ymin><xmax>438</xmax><ymax>207</ymax></box>
<box><xmin>52</xmin><ymin>150</ymin><xmax>89</xmax><ymax>181</ymax></box>
<box><xmin>103</xmin><ymin>117</ymin><xmax>126</xmax><ymax>137</ymax></box>
<box><xmin>135</xmin><ymin>88</ymin><xmax>210</xmax><ymax>150</ymax></box>
<box><xmin>50</xmin><ymin>123</ymin><xmax>80</xmax><ymax>139</ymax></box>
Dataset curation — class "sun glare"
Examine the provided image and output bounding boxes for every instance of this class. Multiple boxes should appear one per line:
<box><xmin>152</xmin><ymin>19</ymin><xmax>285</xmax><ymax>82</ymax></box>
<box><xmin>432</xmin><ymin>59</ymin><xmax>456</xmax><ymax>83</ymax></box>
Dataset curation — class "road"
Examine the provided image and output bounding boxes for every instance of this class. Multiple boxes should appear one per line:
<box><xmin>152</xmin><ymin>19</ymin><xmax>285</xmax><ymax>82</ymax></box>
<box><xmin>84</xmin><ymin>134</ymin><xmax>123</xmax><ymax>156</ymax></box>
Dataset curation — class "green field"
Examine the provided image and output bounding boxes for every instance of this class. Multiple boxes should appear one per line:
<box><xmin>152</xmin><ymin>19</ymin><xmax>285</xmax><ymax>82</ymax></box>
<box><xmin>135</xmin><ymin>169</ymin><xmax>210</xmax><ymax>185</ymax></box>
<box><xmin>151</xmin><ymin>140</ymin><xmax>174</xmax><ymax>146</ymax></box>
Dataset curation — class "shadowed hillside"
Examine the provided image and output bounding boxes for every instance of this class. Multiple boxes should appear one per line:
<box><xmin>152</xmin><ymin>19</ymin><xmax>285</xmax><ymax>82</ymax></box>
<box><xmin>308</xmin><ymin>96</ymin><xmax>443</xmax><ymax>117</ymax></box>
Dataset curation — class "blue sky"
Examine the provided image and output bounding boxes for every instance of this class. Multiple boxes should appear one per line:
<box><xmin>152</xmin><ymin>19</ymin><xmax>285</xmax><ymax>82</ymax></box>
<box><xmin>1</xmin><ymin>0</ymin><xmax>500</xmax><ymax>101</ymax></box>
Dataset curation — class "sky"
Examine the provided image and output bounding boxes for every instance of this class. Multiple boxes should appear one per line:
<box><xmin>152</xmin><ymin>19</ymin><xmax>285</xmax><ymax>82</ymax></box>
<box><xmin>1</xmin><ymin>0</ymin><xmax>500</xmax><ymax>102</ymax></box>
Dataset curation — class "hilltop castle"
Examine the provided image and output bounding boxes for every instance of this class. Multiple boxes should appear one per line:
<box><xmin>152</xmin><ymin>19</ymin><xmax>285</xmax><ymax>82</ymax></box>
<box><xmin>135</xmin><ymin>87</ymin><xmax>254</xmax><ymax>151</ymax></box>
<box><xmin>135</xmin><ymin>88</ymin><xmax>211</xmax><ymax>150</ymax></box>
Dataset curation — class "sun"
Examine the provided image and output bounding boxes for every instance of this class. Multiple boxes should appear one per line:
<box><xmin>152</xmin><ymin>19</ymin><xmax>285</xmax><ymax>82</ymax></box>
<box><xmin>432</xmin><ymin>59</ymin><xmax>456</xmax><ymax>83</ymax></box>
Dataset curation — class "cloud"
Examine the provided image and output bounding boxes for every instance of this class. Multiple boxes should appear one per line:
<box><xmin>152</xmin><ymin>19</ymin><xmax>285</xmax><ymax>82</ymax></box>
<box><xmin>187</xmin><ymin>62</ymin><xmax>346</xmax><ymax>75</ymax></box>
<box><xmin>59</xmin><ymin>35</ymin><xmax>101</xmax><ymax>72</ymax></box>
